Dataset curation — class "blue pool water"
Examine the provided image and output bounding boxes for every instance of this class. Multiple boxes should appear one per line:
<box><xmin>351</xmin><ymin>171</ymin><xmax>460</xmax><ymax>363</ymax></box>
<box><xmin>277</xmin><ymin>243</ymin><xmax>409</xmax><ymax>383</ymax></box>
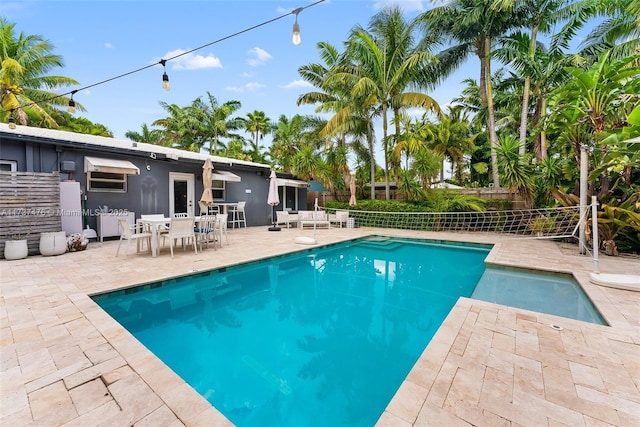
<box><xmin>472</xmin><ymin>266</ymin><xmax>606</xmax><ymax>325</ymax></box>
<box><xmin>93</xmin><ymin>236</ymin><xmax>605</xmax><ymax>426</ymax></box>
<box><xmin>93</xmin><ymin>237</ymin><xmax>491</xmax><ymax>426</ymax></box>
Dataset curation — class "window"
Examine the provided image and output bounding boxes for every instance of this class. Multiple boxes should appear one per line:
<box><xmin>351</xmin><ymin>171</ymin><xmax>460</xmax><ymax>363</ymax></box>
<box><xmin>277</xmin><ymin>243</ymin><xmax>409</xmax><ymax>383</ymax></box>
<box><xmin>87</xmin><ymin>171</ymin><xmax>127</xmax><ymax>192</ymax></box>
<box><xmin>212</xmin><ymin>180</ymin><xmax>226</xmax><ymax>200</ymax></box>
<box><xmin>0</xmin><ymin>160</ymin><xmax>17</xmax><ymax>172</ymax></box>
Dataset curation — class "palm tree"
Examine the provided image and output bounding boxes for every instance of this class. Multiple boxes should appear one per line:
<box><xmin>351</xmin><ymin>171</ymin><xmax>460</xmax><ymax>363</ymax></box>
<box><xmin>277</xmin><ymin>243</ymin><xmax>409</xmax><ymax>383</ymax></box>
<box><xmin>428</xmin><ymin>106</ymin><xmax>476</xmax><ymax>184</ymax></box>
<box><xmin>242</xmin><ymin>110</ymin><xmax>271</xmax><ymax>163</ymax></box>
<box><xmin>271</xmin><ymin>114</ymin><xmax>310</xmax><ymax>173</ymax></box>
<box><xmin>153</xmin><ymin>101</ymin><xmax>203</xmax><ymax>151</ymax></box>
<box><xmin>580</xmin><ymin>0</ymin><xmax>640</xmax><ymax>61</ymax></box>
<box><xmin>125</xmin><ymin>123</ymin><xmax>162</xmax><ymax>144</ymax></box>
<box><xmin>345</xmin><ymin>6</ymin><xmax>440</xmax><ymax>199</ymax></box>
<box><xmin>503</xmin><ymin>0</ymin><xmax>572</xmax><ymax>155</ymax></box>
<box><xmin>0</xmin><ymin>18</ymin><xmax>80</xmax><ymax>127</ymax></box>
<box><xmin>298</xmin><ymin>42</ymin><xmax>356</xmax><ymax>192</ymax></box>
<box><xmin>417</xmin><ymin>0</ymin><xmax>520</xmax><ymax>188</ymax></box>
<box><xmin>192</xmin><ymin>92</ymin><xmax>243</xmax><ymax>155</ymax></box>
<box><xmin>298</xmin><ymin>42</ymin><xmax>379</xmax><ymax>199</ymax></box>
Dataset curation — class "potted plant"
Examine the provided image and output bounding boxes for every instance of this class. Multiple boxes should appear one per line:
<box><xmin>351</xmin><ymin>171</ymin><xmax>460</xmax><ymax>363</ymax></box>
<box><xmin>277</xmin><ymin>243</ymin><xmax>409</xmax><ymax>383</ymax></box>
<box><xmin>4</xmin><ymin>232</ymin><xmax>29</xmax><ymax>260</ymax></box>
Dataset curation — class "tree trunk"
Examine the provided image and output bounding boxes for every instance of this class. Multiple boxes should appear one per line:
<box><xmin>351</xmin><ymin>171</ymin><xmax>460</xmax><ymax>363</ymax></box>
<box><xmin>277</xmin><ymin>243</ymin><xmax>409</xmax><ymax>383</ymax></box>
<box><xmin>368</xmin><ymin>122</ymin><xmax>376</xmax><ymax>200</ymax></box>
<box><xmin>382</xmin><ymin>102</ymin><xmax>390</xmax><ymax>200</ymax></box>
<box><xmin>519</xmin><ymin>23</ymin><xmax>538</xmax><ymax>156</ymax></box>
<box><xmin>483</xmin><ymin>37</ymin><xmax>500</xmax><ymax>188</ymax></box>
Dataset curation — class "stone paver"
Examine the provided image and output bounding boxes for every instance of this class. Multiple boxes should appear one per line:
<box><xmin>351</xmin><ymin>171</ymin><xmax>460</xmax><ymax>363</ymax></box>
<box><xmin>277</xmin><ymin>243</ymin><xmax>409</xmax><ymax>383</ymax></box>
<box><xmin>1</xmin><ymin>227</ymin><xmax>639</xmax><ymax>426</ymax></box>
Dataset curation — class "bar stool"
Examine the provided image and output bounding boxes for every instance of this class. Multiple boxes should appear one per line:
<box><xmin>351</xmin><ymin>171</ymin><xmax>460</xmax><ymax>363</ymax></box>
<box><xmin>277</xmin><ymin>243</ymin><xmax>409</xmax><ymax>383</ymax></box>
<box><xmin>229</xmin><ymin>201</ymin><xmax>247</xmax><ymax>229</ymax></box>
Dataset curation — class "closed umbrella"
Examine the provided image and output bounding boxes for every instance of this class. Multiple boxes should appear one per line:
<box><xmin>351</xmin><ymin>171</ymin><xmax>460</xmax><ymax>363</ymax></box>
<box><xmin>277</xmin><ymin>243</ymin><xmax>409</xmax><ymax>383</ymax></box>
<box><xmin>349</xmin><ymin>175</ymin><xmax>357</xmax><ymax>207</ymax></box>
<box><xmin>200</xmin><ymin>158</ymin><xmax>214</xmax><ymax>214</ymax></box>
<box><xmin>267</xmin><ymin>171</ymin><xmax>281</xmax><ymax>231</ymax></box>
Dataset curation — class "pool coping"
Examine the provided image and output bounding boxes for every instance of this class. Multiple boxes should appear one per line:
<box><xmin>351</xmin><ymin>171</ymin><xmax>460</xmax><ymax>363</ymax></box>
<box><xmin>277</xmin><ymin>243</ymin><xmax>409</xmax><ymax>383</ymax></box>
<box><xmin>1</xmin><ymin>228</ymin><xmax>639</xmax><ymax>426</ymax></box>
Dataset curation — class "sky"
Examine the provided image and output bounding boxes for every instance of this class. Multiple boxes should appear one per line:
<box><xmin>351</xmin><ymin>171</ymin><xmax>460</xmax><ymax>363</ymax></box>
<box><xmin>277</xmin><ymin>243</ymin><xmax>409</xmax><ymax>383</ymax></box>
<box><xmin>2</xmin><ymin>0</ymin><xmax>591</xmax><ymax>157</ymax></box>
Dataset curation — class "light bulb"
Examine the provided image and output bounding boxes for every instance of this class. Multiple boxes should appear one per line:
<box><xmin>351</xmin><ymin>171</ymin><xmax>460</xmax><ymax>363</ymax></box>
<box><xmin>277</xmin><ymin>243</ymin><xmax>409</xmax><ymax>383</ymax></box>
<box><xmin>8</xmin><ymin>116</ymin><xmax>16</xmax><ymax>129</ymax></box>
<box><xmin>162</xmin><ymin>72</ymin><xmax>170</xmax><ymax>91</ymax></box>
<box><xmin>68</xmin><ymin>99</ymin><xmax>76</xmax><ymax>113</ymax></box>
<box><xmin>292</xmin><ymin>22</ymin><xmax>301</xmax><ymax>45</ymax></box>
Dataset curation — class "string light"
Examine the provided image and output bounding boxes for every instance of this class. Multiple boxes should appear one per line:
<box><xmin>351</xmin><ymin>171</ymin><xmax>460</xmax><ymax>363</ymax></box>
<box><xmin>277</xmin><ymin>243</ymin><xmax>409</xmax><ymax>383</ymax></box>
<box><xmin>68</xmin><ymin>90</ymin><xmax>77</xmax><ymax>113</ymax></box>
<box><xmin>292</xmin><ymin>8</ymin><xmax>303</xmax><ymax>45</ymax></box>
<box><xmin>160</xmin><ymin>59</ymin><xmax>170</xmax><ymax>91</ymax></box>
<box><xmin>4</xmin><ymin>0</ymin><xmax>326</xmax><ymax>127</ymax></box>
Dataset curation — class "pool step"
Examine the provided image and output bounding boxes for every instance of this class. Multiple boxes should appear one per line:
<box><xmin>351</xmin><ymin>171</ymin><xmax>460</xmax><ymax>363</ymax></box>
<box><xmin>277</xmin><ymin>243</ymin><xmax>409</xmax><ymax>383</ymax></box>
<box><xmin>358</xmin><ymin>237</ymin><xmax>402</xmax><ymax>251</ymax></box>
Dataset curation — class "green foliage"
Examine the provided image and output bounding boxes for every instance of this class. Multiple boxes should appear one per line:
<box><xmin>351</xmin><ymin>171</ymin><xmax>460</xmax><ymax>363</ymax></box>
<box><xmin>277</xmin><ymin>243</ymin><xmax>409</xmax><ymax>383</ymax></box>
<box><xmin>483</xmin><ymin>198</ymin><xmax>512</xmax><ymax>211</ymax></box>
<box><xmin>326</xmin><ymin>190</ymin><xmax>486</xmax><ymax>213</ymax></box>
<box><xmin>1</xmin><ymin>18</ymin><xmax>80</xmax><ymax>127</ymax></box>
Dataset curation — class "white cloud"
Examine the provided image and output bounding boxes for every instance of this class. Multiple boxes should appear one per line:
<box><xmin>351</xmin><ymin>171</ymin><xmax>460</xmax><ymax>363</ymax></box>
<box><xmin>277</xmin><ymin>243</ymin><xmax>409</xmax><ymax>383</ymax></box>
<box><xmin>104</xmin><ymin>42</ymin><xmax>114</xmax><ymax>49</ymax></box>
<box><xmin>225</xmin><ymin>86</ymin><xmax>244</xmax><ymax>93</ymax></box>
<box><xmin>280</xmin><ymin>79</ymin><xmax>313</xmax><ymax>89</ymax></box>
<box><xmin>245</xmin><ymin>82</ymin><xmax>264</xmax><ymax>91</ymax></box>
<box><xmin>405</xmin><ymin>107</ymin><xmax>426</xmax><ymax>119</ymax></box>
<box><xmin>224</xmin><ymin>82</ymin><xmax>265</xmax><ymax>93</ymax></box>
<box><xmin>158</xmin><ymin>49</ymin><xmax>223</xmax><ymax>70</ymax></box>
<box><xmin>247</xmin><ymin>47</ymin><xmax>272</xmax><ymax>67</ymax></box>
<box><xmin>241</xmin><ymin>71</ymin><xmax>253</xmax><ymax>78</ymax></box>
<box><xmin>372</xmin><ymin>0</ymin><xmax>425</xmax><ymax>12</ymax></box>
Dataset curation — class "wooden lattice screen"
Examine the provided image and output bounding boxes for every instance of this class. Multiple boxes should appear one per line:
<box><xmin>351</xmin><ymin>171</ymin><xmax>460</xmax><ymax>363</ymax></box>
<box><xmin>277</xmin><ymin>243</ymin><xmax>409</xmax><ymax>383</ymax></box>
<box><xmin>0</xmin><ymin>172</ymin><xmax>62</xmax><ymax>257</ymax></box>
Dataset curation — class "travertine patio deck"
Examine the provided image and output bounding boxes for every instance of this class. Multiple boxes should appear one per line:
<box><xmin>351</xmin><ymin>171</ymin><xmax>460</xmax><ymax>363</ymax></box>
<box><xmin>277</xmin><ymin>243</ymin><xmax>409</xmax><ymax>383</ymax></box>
<box><xmin>1</xmin><ymin>227</ymin><xmax>638</xmax><ymax>426</ymax></box>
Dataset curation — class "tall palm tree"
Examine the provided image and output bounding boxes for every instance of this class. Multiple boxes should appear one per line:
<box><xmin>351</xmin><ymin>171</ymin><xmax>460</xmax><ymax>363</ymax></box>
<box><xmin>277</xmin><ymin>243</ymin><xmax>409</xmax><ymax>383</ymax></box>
<box><xmin>242</xmin><ymin>110</ymin><xmax>271</xmax><ymax>163</ymax></box>
<box><xmin>580</xmin><ymin>0</ymin><xmax>640</xmax><ymax>61</ymax></box>
<box><xmin>271</xmin><ymin>114</ymin><xmax>321</xmax><ymax>174</ymax></box>
<box><xmin>345</xmin><ymin>6</ymin><xmax>440</xmax><ymax>199</ymax></box>
<box><xmin>298</xmin><ymin>42</ymin><xmax>378</xmax><ymax>199</ymax></box>
<box><xmin>0</xmin><ymin>18</ymin><xmax>80</xmax><ymax>127</ymax></box>
<box><xmin>417</xmin><ymin>0</ymin><xmax>519</xmax><ymax>188</ymax></box>
<box><xmin>125</xmin><ymin>123</ymin><xmax>162</xmax><ymax>144</ymax></box>
<box><xmin>505</xmin><ymin>0</ymin><xmax>572</xmax><ymax>155</ymax></box>
<box><xmin>153</xmin><ymin>101</ymin><xmax>202</xmax><ymax>151</ymax></box>
<box><xmin>428</xmin><ymin>106</ymin><xmax>476</xmax><ymax>184</ymax></box>
<box><xmin>298</xmin><ymin>42</ymin><xmax>355</xmax><ymax>189</ymax></box>
<box><xmin>192</xmin><ymin>92</ymin><xmax>243</xmax><ymax>155</ymax></box>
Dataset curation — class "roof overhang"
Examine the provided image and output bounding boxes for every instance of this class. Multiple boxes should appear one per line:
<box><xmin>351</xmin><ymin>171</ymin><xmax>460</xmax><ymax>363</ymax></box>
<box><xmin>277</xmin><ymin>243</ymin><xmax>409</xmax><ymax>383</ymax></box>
<box><xmin>84</xmin><ymin>156</ymin><xmax>139</xmax><ymax>175</ymax></box>
<box><xmin>212</xmin><ymin>170</ymin><xmax>241</xmax><ymax>182</ymax></box>
<box><xmin>277</xmin><ymin>178</ymin><xmax>309</xmax><ymax>188</ymax></box>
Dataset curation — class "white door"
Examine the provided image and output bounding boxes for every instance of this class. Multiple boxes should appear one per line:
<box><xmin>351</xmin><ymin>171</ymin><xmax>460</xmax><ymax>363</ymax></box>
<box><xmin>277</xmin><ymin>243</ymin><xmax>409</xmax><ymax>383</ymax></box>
<box><xmin>169</xmin><ymin>172</ymin><xmax>195</xmax><ymax>216</ymax></box>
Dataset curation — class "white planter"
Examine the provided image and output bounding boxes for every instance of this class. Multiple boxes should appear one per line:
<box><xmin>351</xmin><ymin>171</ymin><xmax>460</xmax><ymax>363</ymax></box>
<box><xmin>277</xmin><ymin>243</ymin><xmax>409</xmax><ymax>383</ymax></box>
<box><xmin>40</xmin><ymin>232</ymin><xmax>67</xmax><ymax>256</ymax></box>
<box><xmin>4</xmin><ymin>239</ymin><xmax>29</xmax><ymax>260</ymax></box>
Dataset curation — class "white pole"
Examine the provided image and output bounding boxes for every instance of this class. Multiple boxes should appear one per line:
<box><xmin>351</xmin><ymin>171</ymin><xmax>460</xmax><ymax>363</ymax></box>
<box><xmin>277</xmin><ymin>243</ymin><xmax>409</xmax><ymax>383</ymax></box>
<box><xmin>591</xmin><ymin>196</ymin><xmax>599</xmax><ymax>273</ymax></box>
<box><xmin>579</xmin><ymin>144</ymin><xmax>589</xmax><ymax>254</ymax></box>
<box><xmin>313</xmin><ymin>197</ymin><xmax>318</xmax><ymax>241</ymax></box>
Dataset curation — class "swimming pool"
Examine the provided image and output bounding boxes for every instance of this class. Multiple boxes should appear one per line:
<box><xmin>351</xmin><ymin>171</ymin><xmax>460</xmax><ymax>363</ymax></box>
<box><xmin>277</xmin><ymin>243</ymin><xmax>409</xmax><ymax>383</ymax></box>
<box><xmin>92</xmin><ymin>236</ymin><xmax>604</xmax><ymax>425</ymax></box>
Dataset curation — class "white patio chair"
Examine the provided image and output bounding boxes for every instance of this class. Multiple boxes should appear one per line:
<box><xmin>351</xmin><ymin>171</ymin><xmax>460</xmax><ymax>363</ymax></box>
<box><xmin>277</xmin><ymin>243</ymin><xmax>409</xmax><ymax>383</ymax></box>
<box><xmin>167</xmin><ymin>217</ymin><xmax>197</xmax><ymax>257</ymax></box>
<box><xmin>115</xmin><ymin>218</ymin><xmax>152</xmax><ymax>256</ymax></box>
<box><xmin>229</xmin><ymin>201</ymin><xmax>247</xmax><ymax>229</ymax></box>
<box><xmin>216</xmin><ymin>213</ymin><xmax>229</xmax><ymax>245</ymax></box>
<box><xmin>276</xmin><ymin>210</ymin><xmax>298</xmax><ymax>229</ymax></box>
<box><xmin>329</xmin><ymin>210</ymin><xmax>349</xmax><ymax>228</ymax></box>
<box><xmin>194</xmin><ymin>215</ymin><xmax>217</xmax><ymax>251</ymax></box>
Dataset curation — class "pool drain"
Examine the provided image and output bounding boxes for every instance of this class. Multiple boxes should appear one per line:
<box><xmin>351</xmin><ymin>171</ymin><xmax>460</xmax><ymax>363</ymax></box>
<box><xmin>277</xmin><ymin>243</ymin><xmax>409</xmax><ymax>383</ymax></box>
<box><xmin>550</xmin><ymin>324</ymin><xmax>563</xmax><ymax>331</ymax></box>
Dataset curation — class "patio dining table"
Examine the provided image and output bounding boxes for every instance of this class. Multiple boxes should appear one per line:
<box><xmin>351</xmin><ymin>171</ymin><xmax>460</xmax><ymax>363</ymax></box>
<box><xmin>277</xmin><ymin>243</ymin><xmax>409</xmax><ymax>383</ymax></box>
<box><xmin>138</xmin><ymin>216</ymin><xmax>219</xmax><ymax>257</ymax></box>
<box><xmin>212</xmin><ymin>202</ymin><xmax>238</xmax><ymax>215</ymax></box>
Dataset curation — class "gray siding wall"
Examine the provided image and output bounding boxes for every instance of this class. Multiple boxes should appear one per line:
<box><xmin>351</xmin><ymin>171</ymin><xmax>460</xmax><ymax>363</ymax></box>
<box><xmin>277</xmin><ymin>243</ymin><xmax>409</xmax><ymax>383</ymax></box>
<box><xmin>1</xmin><ymin>138</ymin><xmax>306</xmax><ymax>231</ymax></box>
